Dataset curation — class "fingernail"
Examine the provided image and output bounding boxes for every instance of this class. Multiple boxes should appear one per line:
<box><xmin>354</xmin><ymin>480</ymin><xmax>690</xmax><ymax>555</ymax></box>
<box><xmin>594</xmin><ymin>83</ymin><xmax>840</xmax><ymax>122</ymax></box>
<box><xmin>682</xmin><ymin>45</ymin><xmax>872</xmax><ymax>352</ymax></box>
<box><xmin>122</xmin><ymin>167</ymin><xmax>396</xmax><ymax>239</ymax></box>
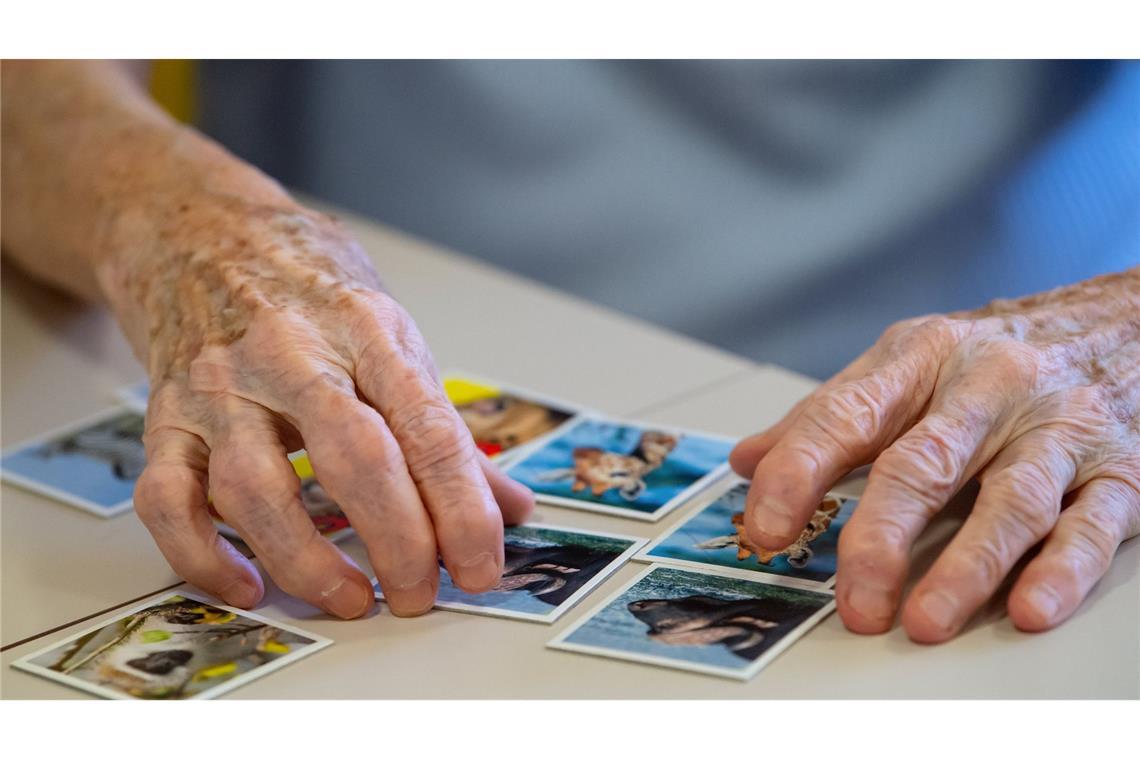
<box><xmin>456</xmin><ymin>551</ymin><xmax>500</xmax><ymax>591</ymax></box>
<box><xmin>917</xmin><ymin>590</ymin><xmax>960</xmax><ymax>632</ymax></box>
<box><xmin>387</xmin><ymin>577</ymin><xmax>435</xmax><ymax>617</ymax></box>
<box><xmin>847</xmin><ymin>582</ymin><xmax>894</xmax><ymax>622</ymax></box>
<box><xmin>220</xmin><ymin>578</ymin><xmax>259</xmax><ymax>608</ymax></box>
<box><xmin>1026</xmin><ymin>583</ymin><xmax>1061</xmax><ymax>623</ymax></box>
<box><xmin>320</xmin><ymin>576</ymin><xmax>372</xmax><ymax>619</ymax></box>
<box><xmin>754</xmin><ymin>497</ymin><xmax>798</xmax><ymax>544</ymax></box>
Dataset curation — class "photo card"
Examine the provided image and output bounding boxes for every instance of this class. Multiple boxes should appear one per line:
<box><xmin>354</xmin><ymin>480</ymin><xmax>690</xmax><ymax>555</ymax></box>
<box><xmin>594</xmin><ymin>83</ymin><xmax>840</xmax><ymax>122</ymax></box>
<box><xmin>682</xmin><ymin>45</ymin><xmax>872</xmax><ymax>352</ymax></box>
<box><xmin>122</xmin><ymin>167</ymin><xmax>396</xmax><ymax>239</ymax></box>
<box><xmin>636</xmin><ymin>476</ymin><xmax>855</xmax><ymax>588</ymax></box>
<box><xmin>374</xmin><ymin>523</ymin><xmax>645</xmax><ymax>623</ymax></box>
<box><xmin>1</xmin><ymin>406</ymin><xmax>146</xmax><ymax>517</ymax></box>
<box><xmin>503</xmin><ymin>415</ymin><xmax>733</xmax><ymax>521</ymax></box>
<box><xmin>548</xmin><ymin>564</ymin><xmax>834</xmax><ymax>680</ymax></box>
<box><xmin>11</xmin><ymin>591</ymin><xmax>332</xmax><ymax>699</ymax></box>
<box><xmin>443</xmin><ymin>371</ymin><xmax>586</xmax><ymax>464</ymax></box>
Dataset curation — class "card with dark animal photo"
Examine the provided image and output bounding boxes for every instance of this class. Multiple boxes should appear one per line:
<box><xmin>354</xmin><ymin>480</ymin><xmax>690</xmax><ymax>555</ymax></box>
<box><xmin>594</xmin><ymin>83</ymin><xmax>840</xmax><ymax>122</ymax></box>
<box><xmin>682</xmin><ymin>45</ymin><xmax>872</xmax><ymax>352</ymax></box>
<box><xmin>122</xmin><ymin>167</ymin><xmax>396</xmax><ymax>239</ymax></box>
<box><xmin>503</xmin><ymin>415</ymin><xmax>734</xmax><ymax>521</ymax></box>
<box><xmin>443</xmin><ymin>372</ymin><xmax>586</xmax><ymax>464</ymax></box>
<box><xmin>373</xmin><ymin>523</ymin><xmax>645</xmax><ymax>623</ymax></box>
<box><xmin>548</xmin><ymin>564</ymin><xmax>834</xmax><ymax>680</ymax></box>
<box><xmin>209</xmin><ymin>452</ymin><xmax>354</xmax><ymax>544</ymax></box>
<box><xmin>11</xmin><ymin>591</ymin><xmax>331</xmax><ymax>699</ymax></box>
<box><xmin>0</xmin><ymin>407</ymin><xmax>146</xmax><ymax>517</ymax></box>
<box><xmin>636</xmin><ymin>476</ymin><xmax>855</xmax><ymax>588</ymax></box>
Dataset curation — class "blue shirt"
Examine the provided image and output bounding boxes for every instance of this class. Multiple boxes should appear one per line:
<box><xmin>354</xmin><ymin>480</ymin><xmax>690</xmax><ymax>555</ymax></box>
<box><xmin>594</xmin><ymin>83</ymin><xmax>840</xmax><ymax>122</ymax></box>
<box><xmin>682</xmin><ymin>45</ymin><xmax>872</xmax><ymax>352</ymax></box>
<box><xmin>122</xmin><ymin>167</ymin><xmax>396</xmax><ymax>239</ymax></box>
<box><xmin>199</xmin><ymin>61</ymin><xmax>1139</xmax><ymax>378</ymax></box>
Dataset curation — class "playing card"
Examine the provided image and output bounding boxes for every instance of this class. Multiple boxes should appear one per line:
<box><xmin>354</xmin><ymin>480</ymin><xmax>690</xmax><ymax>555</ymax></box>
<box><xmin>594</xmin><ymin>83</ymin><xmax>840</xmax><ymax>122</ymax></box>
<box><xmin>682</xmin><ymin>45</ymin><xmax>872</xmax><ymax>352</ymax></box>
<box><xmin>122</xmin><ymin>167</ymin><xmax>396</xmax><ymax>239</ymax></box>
<box><xmin>548</xmin><ymin>564</ymin><xmax>834</xmax><ymax>681</ymax></box>
<box><xmin>373</xmin><ymin>523</ymin><xmax>645</xmax><ymax>623</ymax></box>
<box><xmin>635</xmin><ymin>476</ymin><xmax>855</xmax><ymax>588</ymax></box>
<box><xmin>1</xmin><ymin>407</ymin><xmax>145</xmax><ymax>517</ymax></box>
<box><xmin>443</xmin><ymin>372</ymin><xmax>584</xmax><ymax>463</ymax></box>
<box><xmin>503</xmin><ymin>415</ymin><xmax>733</xmax><ymax>521</ymax></box>
<box><xmin>11</xmin><ymin>591</ymin><xmax>331</xmax><ymax>699</ymax></box>
<box><xmin>208</xmin><ymin>452</ymin><xmax>354</xmax><ymax>544</ymax></box>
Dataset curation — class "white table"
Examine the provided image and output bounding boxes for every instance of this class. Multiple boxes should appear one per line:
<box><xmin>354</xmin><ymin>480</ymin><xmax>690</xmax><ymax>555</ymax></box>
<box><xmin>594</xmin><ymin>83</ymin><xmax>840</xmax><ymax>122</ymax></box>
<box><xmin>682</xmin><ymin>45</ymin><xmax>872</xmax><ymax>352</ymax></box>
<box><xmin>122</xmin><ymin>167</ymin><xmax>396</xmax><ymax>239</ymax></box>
<box><xmin>2</xmin><ymin>206</ymin><xmax>1136</xmax><ymax>698</ymax></box>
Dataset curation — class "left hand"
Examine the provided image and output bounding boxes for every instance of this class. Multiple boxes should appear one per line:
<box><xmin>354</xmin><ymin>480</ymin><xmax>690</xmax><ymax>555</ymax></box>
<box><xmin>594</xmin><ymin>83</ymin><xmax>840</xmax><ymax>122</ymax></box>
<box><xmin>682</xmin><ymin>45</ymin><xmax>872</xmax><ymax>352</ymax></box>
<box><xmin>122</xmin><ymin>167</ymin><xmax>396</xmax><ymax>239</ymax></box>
<box><xmin>729</xmin><ymin>267</ymin><xmax>1140</xmax><ymax>643</ymax></box>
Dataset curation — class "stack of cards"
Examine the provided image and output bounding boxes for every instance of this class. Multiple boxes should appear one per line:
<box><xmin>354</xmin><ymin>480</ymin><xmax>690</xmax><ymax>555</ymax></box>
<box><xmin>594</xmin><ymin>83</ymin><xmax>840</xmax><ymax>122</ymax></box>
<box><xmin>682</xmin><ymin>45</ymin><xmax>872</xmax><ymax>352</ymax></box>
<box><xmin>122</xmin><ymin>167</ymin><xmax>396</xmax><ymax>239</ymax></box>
<box><xmin>7</xmin><ymin>371</ymin><xmax>855</xmax><ymax>695</ymax></box>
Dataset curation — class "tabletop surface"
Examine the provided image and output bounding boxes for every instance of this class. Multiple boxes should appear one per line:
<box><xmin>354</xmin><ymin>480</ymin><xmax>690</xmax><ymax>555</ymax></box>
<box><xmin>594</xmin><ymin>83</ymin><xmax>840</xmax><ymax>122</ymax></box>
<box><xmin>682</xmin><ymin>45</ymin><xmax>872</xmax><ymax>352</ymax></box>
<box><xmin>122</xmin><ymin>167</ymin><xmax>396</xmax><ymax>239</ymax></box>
<box><xmin>2</xmin><ymin>205</ymin><xmax>1137</xmax><ymax>699</ymax></box>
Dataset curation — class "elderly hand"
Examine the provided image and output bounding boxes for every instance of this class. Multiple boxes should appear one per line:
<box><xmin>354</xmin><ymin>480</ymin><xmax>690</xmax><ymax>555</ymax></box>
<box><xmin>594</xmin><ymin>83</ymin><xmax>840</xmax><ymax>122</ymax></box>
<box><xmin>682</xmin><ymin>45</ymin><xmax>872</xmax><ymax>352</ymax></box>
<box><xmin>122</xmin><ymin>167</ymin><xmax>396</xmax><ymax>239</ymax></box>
<box><xmin>2</xmin><ymin>60</ymin><xmax>534</xmax><ymax>622</ymax></box>
<box><xmin>117</xmin><ymin>193</ymin><xmax>534</xmax><ymax>619</ymax></box>
<box><xmin>730</xmin><ymin>268</ymin><xmax>1140</xmax><ymax>642</ymax></box>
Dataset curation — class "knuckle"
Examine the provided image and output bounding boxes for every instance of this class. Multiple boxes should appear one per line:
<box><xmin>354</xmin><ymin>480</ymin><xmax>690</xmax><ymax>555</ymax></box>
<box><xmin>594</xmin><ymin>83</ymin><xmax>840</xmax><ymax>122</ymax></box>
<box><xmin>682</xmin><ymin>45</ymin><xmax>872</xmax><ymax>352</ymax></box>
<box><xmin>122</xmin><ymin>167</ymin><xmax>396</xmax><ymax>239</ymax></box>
<box><xmin>912</xmin><ymin>315</ymin><xmax>963</xmax><ymax>349</ymax></box>
<box><xmin>353</xmin><ymin>294</ymin><xmax>433</xmax><ymax>372</ymax></box>
<box><xmin>841</xmin><ymin>512</ymin><xmax>910</xmax><ymax>558</ymax></box>
<box><xmin>985</xmin><ymin>341</ymin><xmax>1042</xmax><ymax>394</ymax></box>
<box><xmin>133</xmin><ymin>470</ymin><xmax>180</xmax><ymax>526</ymax></box>
<box><xmin>387</xmin><ymin>400</ymin><xmax>476</xmax><ymax>481</ymax></box>
<box><xmin>984</xmin><ymin>461</ymin><xmax>1062</xmax><ymax>539</ymax></box>
<box><xmin>1065</xmin><ymin>508</ymin><xmax>1122</xmax><ymax>570</ymax></box>
<box><xmin>873</xmin><ymin>430</ymin><xmax>962</xmax><ymax>504</ymax></box>
<box><xmin>799</xmin><ymin>379</ymin><xmax>890</xmax><ymax>459</ymax></box>
<box><xmin>951</xmin><ymin>539</ymin><xmax>1009</xmax><ymax>588</ymax></box>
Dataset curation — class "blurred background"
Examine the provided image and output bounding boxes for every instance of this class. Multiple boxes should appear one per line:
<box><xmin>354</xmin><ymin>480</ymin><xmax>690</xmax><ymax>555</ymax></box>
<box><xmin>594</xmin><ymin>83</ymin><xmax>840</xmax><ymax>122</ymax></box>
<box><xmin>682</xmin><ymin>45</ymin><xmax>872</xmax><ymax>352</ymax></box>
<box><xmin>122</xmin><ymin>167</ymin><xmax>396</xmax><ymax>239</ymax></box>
<box><xmin>153</xmin><ymin>61</ymin><xmax>1139</xmax><ymax>378</ymax></box>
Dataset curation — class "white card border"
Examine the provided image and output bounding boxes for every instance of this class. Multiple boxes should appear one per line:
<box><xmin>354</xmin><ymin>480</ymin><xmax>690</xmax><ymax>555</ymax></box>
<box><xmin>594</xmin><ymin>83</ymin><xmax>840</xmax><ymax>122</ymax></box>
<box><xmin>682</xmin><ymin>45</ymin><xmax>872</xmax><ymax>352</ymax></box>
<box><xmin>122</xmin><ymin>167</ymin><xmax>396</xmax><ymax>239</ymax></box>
<box><xmin>547</xmin><ymin>563</ymin><xmax>836</xmax><ymax>681</ymax></box>
<box><xmin>373</xmin><ymin>522</ymin><xmax>647</xmax><ymax>623</ymax></box>
<box><xmin>634</xmin><ymin>475</ymin><xmax>851</xmax><ymax>590</ymax></box>
<box><xmin>0</xmin><ymin>405</ymin><xmax>145</xmax><ymax>518</ymax></box>
<box><xmin>502</xmin><ymin>413</ymin><xmax>736</xmax><ymax>522</ymax></box>
<box><xmin>10</xmin><ymin>589</ymin><xmax>333</xmax><ymax>700</ymax></box>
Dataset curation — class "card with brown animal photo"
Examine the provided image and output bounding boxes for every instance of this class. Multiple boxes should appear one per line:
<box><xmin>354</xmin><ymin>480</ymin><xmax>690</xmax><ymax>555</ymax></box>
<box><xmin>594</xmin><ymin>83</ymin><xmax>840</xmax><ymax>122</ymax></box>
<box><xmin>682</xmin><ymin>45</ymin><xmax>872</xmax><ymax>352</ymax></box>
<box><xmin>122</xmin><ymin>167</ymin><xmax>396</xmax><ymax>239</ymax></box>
<box><xmin>503</xmin><ymin>415</ymin><xmax>734</xmax><ymax>521</ymax></box>
<box><xmin>443</xmin><ymin>372</ymin><xmax>587</xmax><ymax>464</ymax></box>
<box><xmin>635</xmin><ymin>476</ymin><xmax>854</xmax><ymax>588</ymax></box>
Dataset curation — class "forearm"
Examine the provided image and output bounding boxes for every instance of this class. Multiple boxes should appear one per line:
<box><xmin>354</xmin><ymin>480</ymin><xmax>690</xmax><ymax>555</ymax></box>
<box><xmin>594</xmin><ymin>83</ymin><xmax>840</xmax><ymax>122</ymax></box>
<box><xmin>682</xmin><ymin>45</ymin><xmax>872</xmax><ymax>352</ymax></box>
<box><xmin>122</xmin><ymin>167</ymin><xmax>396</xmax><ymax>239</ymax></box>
<box><xmin>1</xmin><ymin>60</ymin><xmax>297</xmax><ymax>349</ymax></box>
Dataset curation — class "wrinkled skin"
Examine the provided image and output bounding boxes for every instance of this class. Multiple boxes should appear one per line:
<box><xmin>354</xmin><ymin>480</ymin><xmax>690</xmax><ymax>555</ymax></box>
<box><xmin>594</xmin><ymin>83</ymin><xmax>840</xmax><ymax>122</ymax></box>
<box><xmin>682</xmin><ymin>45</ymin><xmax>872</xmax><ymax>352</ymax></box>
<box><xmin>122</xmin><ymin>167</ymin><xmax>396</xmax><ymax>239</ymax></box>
<box><xmin>4</xmin><ymin>62</ymin><xmax>1135</xmax><ymax>642</ymax></box>
<box><xmin>731</xmin><ymin>268</ymin><xmax>1140</xmax><ymax>642</ymax></box>
<box><xmin>111</xmin><ymin>193</ymin><xmax>534</xmax><ymax>619</ymax></box>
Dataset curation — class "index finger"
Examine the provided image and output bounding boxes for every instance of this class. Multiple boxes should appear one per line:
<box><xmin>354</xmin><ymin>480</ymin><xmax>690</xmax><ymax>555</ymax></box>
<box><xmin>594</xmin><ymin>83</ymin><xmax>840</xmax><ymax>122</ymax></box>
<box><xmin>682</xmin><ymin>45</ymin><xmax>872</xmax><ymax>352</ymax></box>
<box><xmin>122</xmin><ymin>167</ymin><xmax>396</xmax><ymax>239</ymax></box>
<box><xmin>743</xmin><ymin>359</ymin><xmax>930</xmax><ymax>550</ymax></box>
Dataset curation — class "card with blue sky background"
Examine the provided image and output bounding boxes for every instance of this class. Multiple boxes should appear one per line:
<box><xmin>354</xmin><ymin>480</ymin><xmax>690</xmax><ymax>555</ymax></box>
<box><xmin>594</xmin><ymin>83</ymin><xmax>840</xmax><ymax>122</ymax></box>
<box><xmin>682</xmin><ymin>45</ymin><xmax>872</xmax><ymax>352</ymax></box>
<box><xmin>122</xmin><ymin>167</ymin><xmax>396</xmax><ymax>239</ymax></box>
<box><xmin>548</xmin><ymin>564</ymin><xmax>834</xmax><ymax>680</ymax></box>
<box><xmin>636</xmin><ymin>476</ymin><xmax>855</xmax><ymax>588</ymax></box>
<box><xmin>373</xmin><ymin>523</ymin><xmax>645</xmax><ymax>623</ymax></box>
<box><xmin>1</xmin><ymin>407</ymin><xmax>145</xmax><ymax>517</ymax></box>
<box><xmin>503</xmin><ymin>416</ymin><xmax>734</xmax><ymax>521</ymax></box>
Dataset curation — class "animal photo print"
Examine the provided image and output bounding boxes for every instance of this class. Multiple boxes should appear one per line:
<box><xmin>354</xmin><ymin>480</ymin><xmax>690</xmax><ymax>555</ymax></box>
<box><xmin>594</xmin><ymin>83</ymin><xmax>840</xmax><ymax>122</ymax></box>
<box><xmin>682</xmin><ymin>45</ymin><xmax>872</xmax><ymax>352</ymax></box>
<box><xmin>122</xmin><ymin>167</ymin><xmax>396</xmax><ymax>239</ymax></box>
<box><xmin>14</xmin><ymin>594</ymin><xmax>330</xmax><ymax>699</ymax></box>
<box><xmin>374</xmin><ymin>524</ymin><xmax>643</xmax><ymax>622</ymax></box>
<box><xmin>505</xmin><ymin>417</ymin><xmax>733</xmax><ymax>520</ymax></box>
<box><xmin>640</xmin><ymin>479</ymin><xmax>855</xmax><ymax>586</ymax></box>
<box><xmin>550</xmin><ymin>565</ymin><xmax>834</xmax><ymax>680</ymax></box>
<box><xmin>444</xmin><ymin>374</ymin><xmax>578</xmax><ymax>461</ymax></box>
<box><xmin>1</xmin><ymin>408</ymin><xmax>145</xmax><ymax>515</ymax></box>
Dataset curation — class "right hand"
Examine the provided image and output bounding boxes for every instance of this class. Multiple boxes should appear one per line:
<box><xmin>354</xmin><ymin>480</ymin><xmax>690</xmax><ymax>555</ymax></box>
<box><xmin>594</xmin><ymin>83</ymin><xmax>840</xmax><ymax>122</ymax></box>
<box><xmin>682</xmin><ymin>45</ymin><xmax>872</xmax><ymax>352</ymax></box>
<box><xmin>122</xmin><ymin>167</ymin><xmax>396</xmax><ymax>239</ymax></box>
<box><xmin>119</xmin><ymin>192</ymin><xmax>534</xmax><ymax>618</ymax></box>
